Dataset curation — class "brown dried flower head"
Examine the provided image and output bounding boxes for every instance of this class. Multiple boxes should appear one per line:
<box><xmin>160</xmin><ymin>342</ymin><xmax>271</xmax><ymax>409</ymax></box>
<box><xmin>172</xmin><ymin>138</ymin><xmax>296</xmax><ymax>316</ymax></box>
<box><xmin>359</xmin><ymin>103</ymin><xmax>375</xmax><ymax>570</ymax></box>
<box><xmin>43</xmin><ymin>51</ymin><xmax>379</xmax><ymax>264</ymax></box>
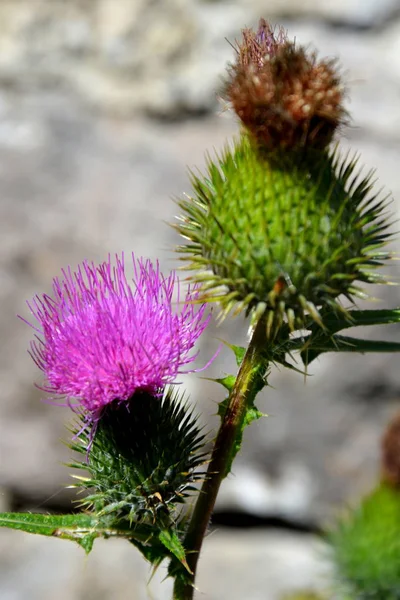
<box><xmin>381</xmin><ymin>411</ymin><xmax>400</xmax><ymax>488</ymax></box>
<box><xmin>225</xmin><ymin>19</ymin><xmax>347</xmax><ymax>149</ymax></box>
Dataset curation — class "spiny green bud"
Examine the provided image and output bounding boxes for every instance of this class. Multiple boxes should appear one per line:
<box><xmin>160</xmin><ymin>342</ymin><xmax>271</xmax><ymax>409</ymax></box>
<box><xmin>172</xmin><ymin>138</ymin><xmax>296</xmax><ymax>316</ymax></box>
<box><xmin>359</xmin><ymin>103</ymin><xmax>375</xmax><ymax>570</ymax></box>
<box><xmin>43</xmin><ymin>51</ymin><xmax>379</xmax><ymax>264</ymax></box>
<box><xmin>329</xmin><ymin>484</ymin><xmax>400</xmax><ymax>599</ymax></box>
<box><xmin>176</xmin><ymin>135</ymin><xmax>392</xmax><ymax>335</ymax></box>
<box><xmin>70</xmin><ymin>389</ymin><xmax>207</xmax><ymax>528</ymax></box>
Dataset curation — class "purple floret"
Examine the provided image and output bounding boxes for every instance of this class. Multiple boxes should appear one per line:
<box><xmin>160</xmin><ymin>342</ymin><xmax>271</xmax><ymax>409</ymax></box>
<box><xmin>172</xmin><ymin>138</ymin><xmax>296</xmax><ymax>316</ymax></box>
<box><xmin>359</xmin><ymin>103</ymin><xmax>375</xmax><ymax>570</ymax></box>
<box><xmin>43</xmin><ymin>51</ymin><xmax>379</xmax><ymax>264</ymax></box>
<box><xmin>23</xmin><ymin>254</ymin><xmax>210</xmax><ymax>419</ymax></box>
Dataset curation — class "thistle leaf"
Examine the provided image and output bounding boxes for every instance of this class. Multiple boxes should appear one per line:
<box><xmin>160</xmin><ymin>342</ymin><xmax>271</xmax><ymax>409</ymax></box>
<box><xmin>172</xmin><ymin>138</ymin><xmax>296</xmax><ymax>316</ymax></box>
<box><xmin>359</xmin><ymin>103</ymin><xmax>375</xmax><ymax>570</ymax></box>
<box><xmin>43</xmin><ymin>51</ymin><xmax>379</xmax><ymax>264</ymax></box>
<box><xmin>227</xmin><ymin>343</ymin><xmax>246</xmax><ymax>367</ymax></box>
<box><xmin>214</xmin><ymin>375</ymin><xmax>236</xmax><ymax>392</ymax></box>
<box><xmin>310</xmin><ymin>308</ymin><xmax>400</xmax><ymax>336</ymax></box>
<box><xmin>159</xmin><ymin>529</ymin><xmax>191</xmax><ymax>573</ymax></box>
<box><xmin>0</xmin><ymin>512</ymin><xmax>96</xmax><ymax>553</ymax></box>
<box><xmin>302</xmin><ymin>334</ymin><xmax>400</xmax><ymax>365</ymax></box>
<box><xmin>0</xmin><ymin>512</ymin><xmax>158</xmax><ymax>554</ymax></box>
<box><xmin>300</xmin><ymin>308</ymin><xmax>400</xmax><ymax>365</ymax></box>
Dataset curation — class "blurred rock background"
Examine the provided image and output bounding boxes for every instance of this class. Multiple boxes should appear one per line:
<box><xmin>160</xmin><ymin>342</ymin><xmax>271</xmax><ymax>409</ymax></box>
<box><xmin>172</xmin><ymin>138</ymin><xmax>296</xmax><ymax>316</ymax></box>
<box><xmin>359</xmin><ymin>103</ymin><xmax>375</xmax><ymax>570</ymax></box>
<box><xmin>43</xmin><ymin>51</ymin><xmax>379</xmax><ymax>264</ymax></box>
<box><xmin>0</xmin><ymin>1</ymin><xmax>400</xmax><ymax>598</ymax></box>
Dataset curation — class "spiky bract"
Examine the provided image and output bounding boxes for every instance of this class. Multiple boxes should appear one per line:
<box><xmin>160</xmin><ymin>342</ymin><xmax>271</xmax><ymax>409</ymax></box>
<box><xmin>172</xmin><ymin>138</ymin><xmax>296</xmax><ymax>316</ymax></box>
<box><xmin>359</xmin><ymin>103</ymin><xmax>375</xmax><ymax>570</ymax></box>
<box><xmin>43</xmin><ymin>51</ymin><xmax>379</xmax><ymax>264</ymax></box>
<box><xmin>24</xmin><ymin>254</ymin><xmax>210</xmax><ymax>419</ymax></box>
<box><xmin>330</xmin><ymin>484</ymin><xmax>400</xmax><ymax>599</ymax></box>
<box><xmin>70</xmin><ymin>388</ymin><xmax>207</xmax><ymax>528</ymax></box>
<box><xmin>176</xmin><ymin>137</ymin><xmax>392</xmax><ymax>333</ymax></box>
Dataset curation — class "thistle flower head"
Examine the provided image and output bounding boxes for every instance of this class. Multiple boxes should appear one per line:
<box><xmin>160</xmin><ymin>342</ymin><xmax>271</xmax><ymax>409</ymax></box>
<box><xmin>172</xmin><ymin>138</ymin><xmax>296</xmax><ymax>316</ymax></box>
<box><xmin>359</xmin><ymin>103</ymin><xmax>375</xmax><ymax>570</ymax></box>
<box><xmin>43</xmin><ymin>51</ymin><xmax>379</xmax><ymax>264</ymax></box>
<box><xmin>24</xmin><ymin>254</ymin><xmax>210</xmax><ymax>419</ymax></box>
<box><xmin>225</xmin><ymin>19</ymin><xmax>346</xmax><ymax>149</ymax></box>
<box><xmin>175</xmin><ymin>19</ymin><xmax>393</xmax><ymax>337</ymax></box>
<box><xmin>176</xmin><ymin>137</ymin><xmax>392</xmax><ymax>335</ymax></box>
<box><xmin>234</xmin><ymin>18</ymin><xmax>287</xmax><ymax>70</ymax></box>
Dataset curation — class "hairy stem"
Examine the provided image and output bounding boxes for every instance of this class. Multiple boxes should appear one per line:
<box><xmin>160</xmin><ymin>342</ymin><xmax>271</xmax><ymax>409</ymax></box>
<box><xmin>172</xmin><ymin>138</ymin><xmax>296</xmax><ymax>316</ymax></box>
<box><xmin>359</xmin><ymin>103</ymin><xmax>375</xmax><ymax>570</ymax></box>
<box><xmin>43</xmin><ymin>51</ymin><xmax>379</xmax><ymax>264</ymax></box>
<box><xmin>173</xmin><ymin>316</ymin><xmax>268</xmax><ymax>599</ymax></box>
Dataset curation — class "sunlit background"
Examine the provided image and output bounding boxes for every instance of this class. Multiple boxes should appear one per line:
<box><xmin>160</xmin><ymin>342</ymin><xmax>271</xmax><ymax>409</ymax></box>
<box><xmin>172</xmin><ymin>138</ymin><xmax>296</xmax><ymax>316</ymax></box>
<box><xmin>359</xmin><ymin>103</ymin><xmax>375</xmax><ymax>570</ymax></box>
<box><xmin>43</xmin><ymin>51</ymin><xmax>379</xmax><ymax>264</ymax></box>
<box><xmin>1</xmin><ymin>1</ymin><xmax>400</xmax><ymax>598</ymax></box>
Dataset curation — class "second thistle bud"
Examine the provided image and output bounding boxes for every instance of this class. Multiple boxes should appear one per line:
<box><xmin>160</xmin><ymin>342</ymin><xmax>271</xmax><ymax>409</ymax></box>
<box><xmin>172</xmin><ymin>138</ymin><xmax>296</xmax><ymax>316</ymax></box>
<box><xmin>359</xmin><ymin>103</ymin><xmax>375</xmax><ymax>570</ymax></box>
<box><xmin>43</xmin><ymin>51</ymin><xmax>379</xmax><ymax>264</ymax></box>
<box><xmin>175</xmin><ymin>20</ymin><xmax>392</xmax><ymax>336</ymax></box>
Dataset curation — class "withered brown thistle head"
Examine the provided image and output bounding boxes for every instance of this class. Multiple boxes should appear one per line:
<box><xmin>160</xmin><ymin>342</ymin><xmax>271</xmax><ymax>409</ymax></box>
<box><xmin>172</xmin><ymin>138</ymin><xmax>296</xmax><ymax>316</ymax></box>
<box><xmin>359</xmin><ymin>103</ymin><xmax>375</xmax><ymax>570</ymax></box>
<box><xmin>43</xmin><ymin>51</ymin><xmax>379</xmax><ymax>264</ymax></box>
<box><xmin>225</xmin><ymin>19</ymin><xmax>347</xmax><ymax>149</ymax></box>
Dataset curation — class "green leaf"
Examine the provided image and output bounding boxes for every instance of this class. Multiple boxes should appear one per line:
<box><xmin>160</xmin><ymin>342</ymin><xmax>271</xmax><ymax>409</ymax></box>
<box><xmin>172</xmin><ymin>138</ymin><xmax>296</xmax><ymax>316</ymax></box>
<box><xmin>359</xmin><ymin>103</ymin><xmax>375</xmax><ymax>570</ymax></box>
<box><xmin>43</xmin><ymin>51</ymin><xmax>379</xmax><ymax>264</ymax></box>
<box><xmin>222</xmin><ymin>341</ymin><xmax>246</xmax><ymax>367</ymax></box>
<box><xmin>217</xmin><ymin>395</ymin><xmax>229</xmax><ymax>421</ymax></box>
<box><xmin>215</xmin><ymin>375</ymin><xmax>236</xmax><ymax>421</ymax></box>
<box><xmin>302</xmin><ymin>334</ymin><xmax>400</xmax><ymax>365</ymax></box>
<box><xmin>298</xmin><ymin>308</ymin><xmax>400</xmax><ymax>366</ymax></box>
<box><xmin>244</xmin><ymin>406</ymin><xmax>265</xmax><ymax>428</ymax></box>
<box><xmin>159</xmin><ymin>529</ymin><xmax>191</xmax><ymax>573</ymax></box>
<box><xmin>214</xmin><ymin>375</ymin><xmax>236</xmax><ymax>392</ymax></box>
<box><xmin>0</xmin><ymin>511</ymin><xmax>157</xmax><ymax>553</ymax></box>
<box><xmin>315</xmin><ymin>308</ymin><xmax>400</xmax><ymax>335</ymax></box>
<box><xmin>217</xmin><ymin>380</ymin><xmax>265</xmax><ymax>430</ymax></box>
<box><xmin>0</xmin><ymin>512</ymin><xmax>98</xmax><ymax>553</ymax></box>
<box><xmin>129</xmin><ymin>537</ymin><xmax>167</xmax><ymax>570</ymax></box>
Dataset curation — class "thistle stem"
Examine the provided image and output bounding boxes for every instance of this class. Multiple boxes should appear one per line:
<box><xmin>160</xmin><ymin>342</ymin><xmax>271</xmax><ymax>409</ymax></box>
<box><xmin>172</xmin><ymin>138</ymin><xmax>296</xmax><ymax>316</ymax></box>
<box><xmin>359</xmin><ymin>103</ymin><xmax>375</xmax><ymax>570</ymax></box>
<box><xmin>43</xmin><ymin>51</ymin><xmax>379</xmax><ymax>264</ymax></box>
<box><xmin>173</xmin><ymin>316</ymin><xmax>268</xmax><ymax>599</ymax></box>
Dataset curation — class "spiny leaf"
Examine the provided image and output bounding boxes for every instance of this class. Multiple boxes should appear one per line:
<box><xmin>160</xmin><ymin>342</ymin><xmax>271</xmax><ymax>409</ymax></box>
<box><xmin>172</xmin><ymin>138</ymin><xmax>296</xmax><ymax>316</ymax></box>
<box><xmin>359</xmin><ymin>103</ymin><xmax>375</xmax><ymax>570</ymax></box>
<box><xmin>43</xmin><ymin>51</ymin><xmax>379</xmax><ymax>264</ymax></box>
<box><xmin>0</xmin><ymin>512</ymin><xmax>97</xmax><ymax>552</ymax></box>
<box><xmin>0</xmin><ymin>512</ymin><xmax>153</xmax><ymax>553</ymax></box>
<box><xmin>291</xmin><ymin>308</ymin><xmax>400</xmax><ymax>365</ymax></box>
<box><xmin>244</xmin><ymin>406</ymin><xmax>265</xmax><ymax>428</ymax></box>
<box><xmin>229</xmin><ymin>343</ymin><xmax>246</xmax><ymax>367</ymax></box>
<box><xmin>129</xmin><ymin>537</ymin><xmax>168</xmax><ymax>570</ymax></box>
<box><xmin>159</xmin><ymin>529</ymin><xmax>191</xmax><ymax>573</ymax></box>
<box><xmin>310</xmin><ymin>308</ymin><xmax>400</xmax><ymax>336</ymax></box>
<box><xmin>215</xmin><ymin>340</ymin><xmax>246</xmax><ymax>368</ymax></box>
<box><xmin>301</xmin><ymin>333</ymin><xmax>400</xmax><ymax>366</ymax></box>
<box><xmin>217</xmin><ymin>395</ymin><xmax>229</xmax><ymax>420</ymax></box>
<box><xmin>214</xmin><ymin>375</ymin><xmax>236</xmax><ymax>392</ymax></box>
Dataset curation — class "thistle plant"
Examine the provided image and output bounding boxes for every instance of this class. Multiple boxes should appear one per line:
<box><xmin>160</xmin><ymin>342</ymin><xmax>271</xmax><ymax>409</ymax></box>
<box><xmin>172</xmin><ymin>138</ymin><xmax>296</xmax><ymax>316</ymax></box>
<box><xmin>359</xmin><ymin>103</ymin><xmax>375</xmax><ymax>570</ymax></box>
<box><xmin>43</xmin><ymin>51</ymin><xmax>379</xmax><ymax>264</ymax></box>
<box><xmin>329</xmin><ymin>413</ymin><xmax>400</xmax><ymax>599</ymax></box>
<box><xmin>1</xmin><ymin>17</ymin><xmax>400</xmax><ymax>600</ymax></box>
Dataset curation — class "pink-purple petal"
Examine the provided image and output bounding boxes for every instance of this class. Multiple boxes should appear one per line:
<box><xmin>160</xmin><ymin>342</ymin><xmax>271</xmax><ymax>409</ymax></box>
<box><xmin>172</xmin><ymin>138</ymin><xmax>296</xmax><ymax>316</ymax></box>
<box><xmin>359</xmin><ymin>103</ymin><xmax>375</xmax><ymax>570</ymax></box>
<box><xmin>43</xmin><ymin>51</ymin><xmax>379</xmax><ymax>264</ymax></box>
<box><xmin>22</xmin><ymin>254</ymin><xmax>210</xmax><ymax>416</ymax></box>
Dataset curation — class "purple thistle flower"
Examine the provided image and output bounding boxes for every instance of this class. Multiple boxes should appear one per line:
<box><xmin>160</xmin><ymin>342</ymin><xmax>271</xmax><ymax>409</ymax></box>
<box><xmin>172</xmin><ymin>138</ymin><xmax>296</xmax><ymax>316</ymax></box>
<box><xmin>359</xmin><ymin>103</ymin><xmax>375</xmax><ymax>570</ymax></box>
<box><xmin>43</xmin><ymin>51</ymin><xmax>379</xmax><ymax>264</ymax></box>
<box><xmin>23</xmin><ymin>254</ymin><xmax>211</xmax><ymax>420</ymax></box>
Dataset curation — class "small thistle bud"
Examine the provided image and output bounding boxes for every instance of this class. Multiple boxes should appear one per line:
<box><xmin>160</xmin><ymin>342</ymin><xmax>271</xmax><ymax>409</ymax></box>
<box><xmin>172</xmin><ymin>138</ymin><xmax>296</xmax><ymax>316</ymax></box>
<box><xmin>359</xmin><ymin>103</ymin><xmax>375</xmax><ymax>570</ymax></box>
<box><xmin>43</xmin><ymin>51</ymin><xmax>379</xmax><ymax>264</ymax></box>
<box><xmin>176</xmin><ymin>136</ymin><xmax>392</xmax><ymax>334</ymax></box>
<box><xmin>381</xmin><ymin>411</ymin><xmax>400</xmax><ymax>487</ymax></box>
<box><xmin>330</xmin><ymin>484</ymin><xmax>400</xmax><ymax>598</ymax></box>
<box><xmin>71</xmin><ymin>388</ymin><xmax>207</xmax><ymax>528</ymax></box>
<box><xmin>225</xmin><ymin>19</ymin><xmax>346</xmax><ymax>149</ymax></box>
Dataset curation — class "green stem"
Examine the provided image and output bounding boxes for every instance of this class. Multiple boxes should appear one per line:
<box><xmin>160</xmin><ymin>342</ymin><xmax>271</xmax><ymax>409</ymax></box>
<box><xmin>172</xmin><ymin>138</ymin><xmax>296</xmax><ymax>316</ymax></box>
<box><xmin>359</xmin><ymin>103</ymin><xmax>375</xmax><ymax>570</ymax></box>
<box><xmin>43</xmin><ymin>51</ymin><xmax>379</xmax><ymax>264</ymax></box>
<box><xmin>173</xmin><ymin>316</ymin><xmax>268</xmax><ymax>599</ymax></box>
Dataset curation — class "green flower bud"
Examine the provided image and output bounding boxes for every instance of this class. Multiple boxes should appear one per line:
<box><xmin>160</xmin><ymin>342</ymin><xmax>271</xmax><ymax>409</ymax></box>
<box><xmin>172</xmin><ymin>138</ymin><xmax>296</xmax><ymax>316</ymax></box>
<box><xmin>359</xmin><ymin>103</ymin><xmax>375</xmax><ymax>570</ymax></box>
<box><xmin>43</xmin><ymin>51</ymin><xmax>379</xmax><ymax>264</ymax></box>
<box><xmin>330</xmin><ymin>484</ymin><xmax>400</xmax><ymax>599</ymax></box>
<box><xmin>70</xmin><ymin>389</ymin><xmax>207</xmax><ymax>528</ymax></box>
<box><xmin>175</xmin><ymin>136</ymin><xmax>392</xmax><ymax>335</ymax></box>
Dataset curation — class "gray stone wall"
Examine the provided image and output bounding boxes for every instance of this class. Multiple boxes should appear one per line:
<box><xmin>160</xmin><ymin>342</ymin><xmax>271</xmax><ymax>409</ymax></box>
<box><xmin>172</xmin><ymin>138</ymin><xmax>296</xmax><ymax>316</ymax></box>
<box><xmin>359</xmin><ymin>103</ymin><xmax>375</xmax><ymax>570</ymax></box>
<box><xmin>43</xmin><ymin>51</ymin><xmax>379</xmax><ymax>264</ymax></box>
<box><xmin>1</xmin><ymin>1</ymin><xmax>400</xmax><ymax>598</ymax></box>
